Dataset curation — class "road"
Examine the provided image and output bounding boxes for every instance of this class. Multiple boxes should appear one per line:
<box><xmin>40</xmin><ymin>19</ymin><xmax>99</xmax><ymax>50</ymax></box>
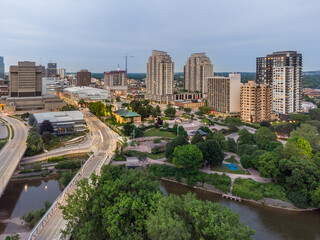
<box><xmin>21</xmin><ymin>114</ymin><xmax>99</xmax><ymax>164</ymax></box>
<box><xmin>0</xmin><ymin>114</ymin><xmax>28</xmax><ymax>196</ymax></box>
<box><xmin>33</xmin><ymin>111</ymin><xmax>118</xmax><ymax>240</ymax></box>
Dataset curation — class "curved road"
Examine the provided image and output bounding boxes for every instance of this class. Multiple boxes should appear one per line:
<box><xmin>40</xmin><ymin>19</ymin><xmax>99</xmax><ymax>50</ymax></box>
<box><xmin>0</xmin><ymin>114</ymin><xmax>28</xmax><ymax>196</ymax></box>
<box><xmin>31</xmin><ymin>111</ymin><xmax>118</xmax><ymax>240</ymax></box>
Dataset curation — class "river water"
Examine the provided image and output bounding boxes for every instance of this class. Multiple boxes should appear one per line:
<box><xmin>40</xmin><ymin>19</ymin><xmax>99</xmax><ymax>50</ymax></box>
<box><xmin>0</xmin><ymin>177</ymin><xmax>319</xmax><ymax>239</ymax></box>
<box><xmin>0</xmin><ymin>177</ymin><xmax>62</xmax><ymax>235</ymax></box>
<box><xmin>160</xmin><ymin>180</ymin><xmax>320</xmax><ymax>240</ymax></box>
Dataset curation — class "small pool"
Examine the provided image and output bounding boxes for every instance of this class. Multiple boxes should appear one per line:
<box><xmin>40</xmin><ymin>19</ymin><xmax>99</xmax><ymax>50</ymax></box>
<box><xmin>226</xmin><ymin>163</ymin><xmax>238</xmax><ymax>170</ymax></box>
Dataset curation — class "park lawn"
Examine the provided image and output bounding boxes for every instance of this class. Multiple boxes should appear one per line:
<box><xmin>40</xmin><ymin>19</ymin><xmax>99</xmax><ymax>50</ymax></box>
<box><xmin>211</xmin><ymin>163</ymin><xmax>247</xmax><ymax>175</ymax></box>
<box><xmin>147</xmin><ymin>152</ymin><xmax>166</xmax><ymax>160</ymax></box>
<box><xmin>232</xmin><ymin>178</ymin><xmax>289</xmax><ymax>202</ymax></box>
<box><xmin>144</xmin><ymin>128</ymin><xmax>176</xmax><ymax>138</ymax></box>
<box><xmin>224</xmin><ymin>156</ymin><xmax>238</xmax><ymax>164</ymax></box>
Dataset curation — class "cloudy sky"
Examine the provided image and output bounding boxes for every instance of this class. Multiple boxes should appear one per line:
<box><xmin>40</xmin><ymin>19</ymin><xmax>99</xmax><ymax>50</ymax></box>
<box><xmin>1</xmin><ymin>0</ymin><xmax>320</xmax><ymax>73</ymax></box>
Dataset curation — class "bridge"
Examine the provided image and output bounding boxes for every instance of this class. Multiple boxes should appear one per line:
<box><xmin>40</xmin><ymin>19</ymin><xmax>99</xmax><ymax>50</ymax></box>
<box><xmin>28</xmin><ymin>111</ymin><xmax>118</xmax><ymax>240</ymax></box>
<box><xmin>0</xmin><ymin>113</ymin><xmax>28</xmax><ymax>197</ymax></box>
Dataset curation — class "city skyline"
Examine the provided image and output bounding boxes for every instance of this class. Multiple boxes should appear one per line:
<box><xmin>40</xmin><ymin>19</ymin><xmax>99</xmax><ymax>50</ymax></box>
<box><xmin>1</xmin><ymin>0</ymin><xmax>320</xmax><ymax>73</ymax></box>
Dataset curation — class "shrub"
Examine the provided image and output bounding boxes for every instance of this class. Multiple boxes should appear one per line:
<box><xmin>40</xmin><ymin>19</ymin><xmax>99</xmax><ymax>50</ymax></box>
<box><xmin>153</xmin><ymin>138</ymin><xmax>161</xmax><ymax>143</ymax></box>
<box><xmin>20</xmin><ymin>169</ymin><xmax>32</xmax><ymax>174</ymax></box>
<box><xmin>55</xmin><ymin>160</ymin><xmax>81</xmax><ymax>169</ymax></box>
<box><xmin>48</xmin><ymin>156</ymin><xmax>65</xmax><ymax>163</ymax></box>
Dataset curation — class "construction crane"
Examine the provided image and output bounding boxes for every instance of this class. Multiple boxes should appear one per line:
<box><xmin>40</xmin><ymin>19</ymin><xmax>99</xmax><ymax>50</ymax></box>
<box><xmin>124</xmin><ymin>55</ymin><xmax>134</xmax><ymax>75</ymax></box>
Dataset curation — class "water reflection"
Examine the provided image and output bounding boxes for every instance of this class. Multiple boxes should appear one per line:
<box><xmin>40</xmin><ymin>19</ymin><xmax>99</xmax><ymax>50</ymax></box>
<box><xmin>0</xmin><ymin>177</ymin><xmax>61</xmax><ymax>234</ymax></box>
<box><xmin>160</xmin><ymin>180</ymin><xmax>320</xmax><ymax>240</ymax></box>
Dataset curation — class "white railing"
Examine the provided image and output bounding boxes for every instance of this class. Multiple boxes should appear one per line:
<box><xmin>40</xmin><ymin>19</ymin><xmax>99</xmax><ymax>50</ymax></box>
<box><xmin>28</xmin><ymin>122</ymin><xmax>117</xmax><ymax>240</ymax></box>
<box><xmin>28</xmin><ymin>155</ymin><xmax>94</xmax><ymax>240</ymax></box>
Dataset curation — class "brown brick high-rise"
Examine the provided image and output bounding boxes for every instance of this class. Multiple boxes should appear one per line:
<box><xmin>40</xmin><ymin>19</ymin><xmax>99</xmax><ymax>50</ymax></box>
<box><xmin>76</xmin><ymin>69</ymin><xmax>91</xmax><ymax>86</ymax></box>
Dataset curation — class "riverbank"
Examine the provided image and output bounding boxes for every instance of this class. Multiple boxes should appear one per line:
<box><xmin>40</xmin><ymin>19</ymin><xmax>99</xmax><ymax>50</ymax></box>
<box><xmin>161</xmin><ymin>178</ymin><xmax>318</xmax><ymax>212</ymax></box>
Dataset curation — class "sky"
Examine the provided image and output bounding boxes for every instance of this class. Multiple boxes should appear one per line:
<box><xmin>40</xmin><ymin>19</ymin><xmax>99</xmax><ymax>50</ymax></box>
<box><xmin>1</xmin><ymin>0</ymin><xmax>320</xmax><ymax>73</ymax></box>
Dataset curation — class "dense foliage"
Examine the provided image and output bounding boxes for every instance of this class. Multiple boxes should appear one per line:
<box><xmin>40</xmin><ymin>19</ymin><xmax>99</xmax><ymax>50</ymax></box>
<box><xmin>60</xmin><ymin>166</ymin><xmax>253</xmax><ymax>239</ymax></box>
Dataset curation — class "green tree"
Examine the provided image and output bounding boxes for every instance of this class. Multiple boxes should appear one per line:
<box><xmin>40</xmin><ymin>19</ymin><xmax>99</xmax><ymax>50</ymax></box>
<box><xmin>184</xmin><ymin>108</ymin><xmax>191</xmax><ymax>114</ymax></box>
<box><xmin>290</xmin><ymin>113</ymin><xmax>311</xmax><ymax>123</ymax></box>
<box><xmin>237</xmin><ymin>144</ymin><xmax>257</xmax><ymax>156</ymax></box>
<box><xmin>308</xmin><ymin>108</ymin><xmax>320</xmax><ymax>121</ymax></box>
<box><xmin>172</xmin><ymin>145</ymin><xmax>203</xmax><ymax>176</ymax></box>
<box><xmin>41</xmin><ymin>131</ymin><xmax>52</xmax><ymax>144</ymax></box>
<box><xmin>178</xmin><ymin>126</ymin><xmax>188</xmax><ymax>138</ymax></box>
<box><xmin>212</xmin><ymin>131</ymin><xmax>227</xmax><ymax>150</ymax></box>
<box><xmin>191</xmin><ymin>131</ymin><xmax>204</xmax><ymax>145</ymax></box>
<box><xmin>165</xmin><ymin>135</ymin><xmax>189</xmax><ymax>160</ymax></box>
<box><xmin>146</xmin><ymin>193</ymin><xmax>255</xmax><ymax>240</ymax></box>
<box><xmin>123</xmin><ymin>123</ymin><xmax>135</xmax><ymax>136</ymax></box>
<box><xmin>155</xmin><ymin>105</ymin><xmax>162</xmax><ymax>116</ymax></box>
<box><xmin>238</xmin><ymin>128</ymin><xmax>254</xmax><ymax>145</ymax></box>
<box><xmin>227</xmin><ymin>138</ymin><xmax>237</xmax><ymax>152</ymax></box>
<box><xmin>60</xmin><ymin>167</ymin><xmax>162</xmax><ymax>240</ymax></box>
<box><xmin>290</xmin><ymin>124</ymin><xmax>320</xmax><ymax>150</ymax></box>
<box><xmin>240</xmin><ymin>154</ymin><xmax>253</xmax><ymax>169</ymax></box>
<box><xmin>254</xmin><ymin>127</ymin><xmax>277</xmax><ymax>149</ymax></box>
<box><xmin>40</xmin><ymin>120</ymin><xmax>54</xmax><ymax>134</ymax></box>
<box><xmin>59</xmin><ymin>170</ymin><xmax>75</xmax><ymax>188</ymax></box>
<box><xmin>164</xmin><ymin>107</ymin><xmax>176</xmax><ymax>118</ymax></box>
<box><xmin>287</xmin><ymin>137</ymin><xmax>313</xmax><ymax>158</ymax></box>
<box><xmin>26</xmin><ymin>132</ymin><xmax>44</xmax><ymax>156</ymax></box>
<box><xmin>252</xmin><ymin>152</ymin><xmax>279</xmax><ymax>178</ymax></box>
<box><xmin>196</xmin><ymin>140</ymin><xmax>224</xmax><ymax>166</ymax></box>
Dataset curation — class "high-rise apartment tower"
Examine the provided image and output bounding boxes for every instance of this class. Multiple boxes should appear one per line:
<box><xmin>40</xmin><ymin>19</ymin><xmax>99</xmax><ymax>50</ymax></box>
<box><xmin>9</xmin><ymin>61</ymin><xmax>42</xmax><ymax>97</ymax></box>
<box><xmin>207</xmin><ymin>73</ymin><xmax>241</xmax><ymax>116</ymax></box>
<box><xmin>184</xmin><ymin>53</ymin><xmax>213</xmax><ymax>93</ymax></box>
<box><xmin>146</xmin><ymin>50</ymin><xmax>174</xmax><ymax>102</ymax></box>
<box><xmin>240</xmin><ymin>81</ymin><xmax>273</xmax><ymax>123</ymax></box>
<box><xmin>0</xmin><ymin>57</ymin><xmax>4</xmax><ymax>78</ymax></box>
<box><xmin>256</xmin><ymin>51</ymin><xmax>302</xmax><ymax>114</ymax></box>
<box><xmin>104</xmin><ymin>70</ymin><xmax>127</xmax><ymax>88</ymax></box>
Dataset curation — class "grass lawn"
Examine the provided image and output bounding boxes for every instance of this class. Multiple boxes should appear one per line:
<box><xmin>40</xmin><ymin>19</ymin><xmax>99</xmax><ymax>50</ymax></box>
<box><xmin>224</xmin><ymin>156</ymin><xmax>238</xmax><ymax>164</ymax></box>
<box><xmin>147</xmin><ymin>152</ymin><xmax>166</xmax><ymax>159</ymax></box>
<box><xmin>44</xmin><ymin>133</ymin><xmax>86</xmax><ymax>151</ymax></box>
<box><xmin>144</xmin><ymin>128</ymin><xmax>176</xmax><ymax>138</ymax></box>
<box><xmin>211</xmin><ymin>163</ymin><xmax>247</xmax><ymax>175</ymax></box>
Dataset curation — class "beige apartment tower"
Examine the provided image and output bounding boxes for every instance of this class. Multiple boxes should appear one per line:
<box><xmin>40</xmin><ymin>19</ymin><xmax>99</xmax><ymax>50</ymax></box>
<box><xmin>184</xmin><ymin>53</ymin><xmax>213</xmax><ymax>93</ymax></box>
<box><xmin>207</xmin><ymin>73</ymin><xmax>241</xmax><ymax>116</ymax></box>
<box><xmin>146</xmin><ymin>50</ymin><xmax>174</xmax><ymax>102</ymax></box>
<box><xmin>240</xmin><ymin>81</ymin><xmax>273</xmax><ymax>123</ymax></box>
<box><xmin>9</xmin><ymin>61</ymin><xmax>42</xmax><ymax>97</ymax></box>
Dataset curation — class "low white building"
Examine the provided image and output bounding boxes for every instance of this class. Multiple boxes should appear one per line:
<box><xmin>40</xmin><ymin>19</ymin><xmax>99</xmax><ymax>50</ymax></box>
<box><xmin>32</xmin><ymin>111</ymin><xmax>86</xmax><ymax>135</ymax></box>
<box><xmin>301</xmin><ymin>101</ymin><xmax>317</xmax><ymax>112</ymax></box>
<box><xmin>62</xmin><ymin>86</ymin><xmax>111</xmax><ymax>104</ymax></box>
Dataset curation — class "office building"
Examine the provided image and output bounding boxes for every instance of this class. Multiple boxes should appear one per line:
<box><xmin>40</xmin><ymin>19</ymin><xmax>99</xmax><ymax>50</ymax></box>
<box><xmin>240</xmin><ymin>81</ymin><xmax>273</xmax><ymax>123</ymax></box>
<box><xmin>76</xmin><ymin>69</ymin><xmax>91</xmax><ymax>86</ymax></box>
<box><xmin>256</xmin><ymin>51</ymin><xmax>302</xmax><ymax>114</ymax></box>
<box><xmin>104</xmin><ymin>70</ymin><xmax>127</xmax><ymax>89</ymax></box>
<box><xmin>41</xmin><ymin>65</ymin><xmax>46</xmax><ymax>77</ymax></box>
<box><xmin>59</xmin><ymin>68</ymin><xmax>66</xmax><ymax>79</ymax></box>
<box><xmin>42</xmin><ymin>77</ymin><xmax>57</xmax><ymax>95</ymax></box>
<box><xmin>184</xmin><ymin>53</ymin><xmax>213</xmax><ymax>93</ymax></box>
<box><xmin>0</xmin><ymin>57</ymin><xmax>4</xmax><ymax>78</ymax></box>
<box><xmin>32</xmin><ymin>111</ymin><xmax>86</xmax><ymax>135</ymax></box>
<box><xmin>146</xmin><ymin>50</ymin><xmax>174</xmax><ymax>102</ymax></box>
<box><xmin>9</xmin><ymin>61</ymin><xmax>42</xmax><ymax>97</ymax></box>
<box><xmin>207</xmin><ymin>73</ymin><xmax>241</xmax><ymax>116</ymax></box>
<box><xmin>47</xmin><ymin>63</ymin><xmax>57</xmax><ymax>77</ymax></box>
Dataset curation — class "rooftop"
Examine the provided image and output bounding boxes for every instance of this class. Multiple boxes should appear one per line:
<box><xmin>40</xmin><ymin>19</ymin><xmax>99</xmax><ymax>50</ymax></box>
<box><xmin>114</xmin><ymin>109</ymin><xmax>141</xmax><ymax>118</ymax></box>
<box><xmin>33</xmin><ymin>111</ymin><xmax>84</xmax><ymax>124</ymax></box>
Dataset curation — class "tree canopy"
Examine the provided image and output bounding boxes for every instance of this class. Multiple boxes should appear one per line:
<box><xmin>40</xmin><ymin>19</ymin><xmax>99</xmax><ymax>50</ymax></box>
<box><xmin>172</xmin><ymin>145</ymin><xmax>203</xmax><ymax>176</ymax></box>
<box><xmin>196</xmin><ymin>140</ymin><xmax>224</xmax><ymax>166</ymax></box>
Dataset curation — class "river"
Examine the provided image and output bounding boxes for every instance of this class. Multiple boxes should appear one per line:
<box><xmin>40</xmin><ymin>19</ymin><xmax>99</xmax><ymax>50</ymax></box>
<box><xmin>160</xmin><ymin>180</ymin><xmax>320</xmax><ymax>240</ymax></box>
<box><xmin>0</xmin><ymin>177</ymin><xmax>319</xmax><ymax>239</ymax></box>
<box><xmin>0</xmin><ymin>176</ymin><xmax>62</xmax><ymax>235</ymax></box>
